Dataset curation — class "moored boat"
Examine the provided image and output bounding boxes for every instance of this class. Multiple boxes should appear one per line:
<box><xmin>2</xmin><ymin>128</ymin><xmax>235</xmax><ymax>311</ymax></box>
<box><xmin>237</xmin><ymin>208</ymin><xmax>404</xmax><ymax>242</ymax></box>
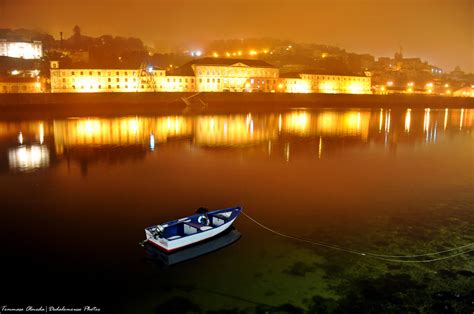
<box><xmin>144</xmin><ymin>227</ymin><xmax>241</xmax><ymax>266</ymax></box>
<box><xmin>144</xmin><ymin>206</ymin><xmax>242</xmax><ymax>252</ymax></box>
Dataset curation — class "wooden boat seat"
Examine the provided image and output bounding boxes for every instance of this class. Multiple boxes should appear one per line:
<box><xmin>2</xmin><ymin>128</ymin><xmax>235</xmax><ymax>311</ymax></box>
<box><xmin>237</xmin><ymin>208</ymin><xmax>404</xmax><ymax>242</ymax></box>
<box><xmin>200</xmin><ymin>226</ymin><xmax>213</xmax><ymax>231</ymax></box>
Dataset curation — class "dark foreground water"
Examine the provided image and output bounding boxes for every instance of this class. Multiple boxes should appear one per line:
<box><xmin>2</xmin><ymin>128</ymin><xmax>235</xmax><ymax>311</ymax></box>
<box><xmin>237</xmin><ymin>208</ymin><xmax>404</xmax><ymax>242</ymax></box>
<box><xmin>0</xmin><ymin>107</ymin><xmax>473</xmax><ymax>313</ymax></box>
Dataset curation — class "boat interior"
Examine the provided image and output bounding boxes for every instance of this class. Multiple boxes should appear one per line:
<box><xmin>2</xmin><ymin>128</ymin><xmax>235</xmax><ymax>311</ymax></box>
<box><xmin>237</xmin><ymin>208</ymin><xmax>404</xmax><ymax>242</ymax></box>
<box><xmin>148</xmin><ymin>208</ymin><xmax>239</xmax><ymax>241</ymax></box>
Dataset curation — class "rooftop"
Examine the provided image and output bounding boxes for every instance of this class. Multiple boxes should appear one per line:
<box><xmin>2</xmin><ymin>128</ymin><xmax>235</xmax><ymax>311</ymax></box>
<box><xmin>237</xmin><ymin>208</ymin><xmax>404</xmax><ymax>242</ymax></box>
<box><xmin>169</xmin><ymin>57</ymin><xmax>276</xmax><ymax>76</ymax></box>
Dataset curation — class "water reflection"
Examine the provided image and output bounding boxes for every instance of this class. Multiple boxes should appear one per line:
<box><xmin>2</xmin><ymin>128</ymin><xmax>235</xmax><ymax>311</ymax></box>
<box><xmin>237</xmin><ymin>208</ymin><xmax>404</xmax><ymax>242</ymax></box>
<box><xmin>0</xmin><ymin>108</ymin><xmax>472</xmax><ymax>173</ymax></box>
<box><xmin>8</xmin><ymin>145</ymin><xmax>49</xmax><ymax>171</ymax></box>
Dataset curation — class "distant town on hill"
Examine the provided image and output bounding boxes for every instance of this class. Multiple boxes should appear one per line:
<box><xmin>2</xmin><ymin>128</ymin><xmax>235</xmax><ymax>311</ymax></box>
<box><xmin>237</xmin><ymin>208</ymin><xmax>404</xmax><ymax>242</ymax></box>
<box><xmin>0</xmin><ymin>26</ymin><xmax>473</xmax><ymax>95</ymax></box>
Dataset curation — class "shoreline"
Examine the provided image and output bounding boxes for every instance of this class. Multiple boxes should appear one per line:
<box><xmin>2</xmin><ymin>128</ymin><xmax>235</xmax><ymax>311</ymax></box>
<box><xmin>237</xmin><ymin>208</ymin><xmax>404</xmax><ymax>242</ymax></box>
<box><xmin>0</xmin><ymin>92</ymin><xmax>472</xmax><ymax>119</ymax></box>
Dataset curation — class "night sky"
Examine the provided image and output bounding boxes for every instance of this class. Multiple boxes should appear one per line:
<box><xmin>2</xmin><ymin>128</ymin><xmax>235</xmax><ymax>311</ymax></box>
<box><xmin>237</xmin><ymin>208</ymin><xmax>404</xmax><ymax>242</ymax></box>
<box><xmin>1</xmin><ymin>0</ymin><xmax>472</xmax><ymax>72</ymax></box>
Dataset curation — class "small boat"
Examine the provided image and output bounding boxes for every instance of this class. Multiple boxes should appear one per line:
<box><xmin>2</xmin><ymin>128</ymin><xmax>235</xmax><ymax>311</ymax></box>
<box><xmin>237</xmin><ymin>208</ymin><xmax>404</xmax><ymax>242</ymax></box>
<box><xmin>143</xmin><ymin>206</ymin><xmax>242</xmax><ymax>252</ymax></box>
<box><xmin>144</xmin><ymin>227</ymin><xmax>241</xmax><ymax>266</ymax></box>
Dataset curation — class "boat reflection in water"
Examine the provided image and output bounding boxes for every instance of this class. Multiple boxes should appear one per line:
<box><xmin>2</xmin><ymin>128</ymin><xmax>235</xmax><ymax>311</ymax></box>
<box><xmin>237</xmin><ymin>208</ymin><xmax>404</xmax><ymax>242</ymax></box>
<box><xmin>143</xmin><ymin>227</ymin><xmax>241</xmax><ymax>266</ymax></box>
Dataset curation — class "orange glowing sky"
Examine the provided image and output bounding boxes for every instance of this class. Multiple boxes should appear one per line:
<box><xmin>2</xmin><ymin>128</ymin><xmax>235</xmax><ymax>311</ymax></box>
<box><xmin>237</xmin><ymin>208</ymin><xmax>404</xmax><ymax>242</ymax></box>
<box><xmin>1</xmin><ymin>0</ymin><xmax>472</xmax><ymax>72</ymax></box>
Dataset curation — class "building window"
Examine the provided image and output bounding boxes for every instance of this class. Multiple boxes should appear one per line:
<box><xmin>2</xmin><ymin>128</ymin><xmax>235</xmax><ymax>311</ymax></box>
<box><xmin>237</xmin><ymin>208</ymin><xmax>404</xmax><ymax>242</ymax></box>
<box><xmin>89</xmin><ymin>71</ymin><xmax>92</xmax><ymax>75</ymax></box>
<box><xmin>116</xmin><ymin>85</ymin><xmax>120</xmax><ymax>89</ymax></box>
<box><xmin>116</xmin><ymin>78</ymin><xmax>120</xmax><ymax>82</ymax></box>
<box><xmin>125</xmin><ymin>78</ymin><xmax>128</xmax><ymax>82</ymax></box>
<box><xmin>108</xmin><ymin>78</ymin><xmax>111</xmax><ymax>82</ymax></box>
<box><xmin>62</xmin><ymin>78</ymin><xmax>66</xmax><ymax>83</ymax></box>
<box><xmin>98</xmin><ymin>85</ymin><xmax>101</xmax><ymax>89</ymax></box>
<box><xmin>72</xmin><ymin>85</ymin><xmax>76</xmax><ymax>89</ymax></box>
<box><xmin>80</xmin><ymin>71</ymin><xmax>84</xmax><ymax>75</ymax></box>
<box><xmin>81</xmin><ymin>86</ymin><xmax>84</xmax><ymax>89</ymax></box>
<box><xmin>124</xmin><ymin>72</ymin><xmax>128</xmax><ymax>75</ymax></box>
<box><xmin>116</xmin><ymin>71</ymin><xmax>119</xmax><ymax>75</ymax></box>
<box><xmin>71</xmin><ymin>71</ymin><xmax>75</xmax><ymax>75</ymax></box>
<box><xmin>108</xmin><ymin>85</ymin><xmax>112</xmax><ymax>89</ymax></box>
<box><xmin>125</xmin><ymin>85</ymin><xmax>128</xmax><ymax>89</ymax></box>
<box><xmin>98</xmin><ymin>72</ymin><xmax>102</xmax><ymax>76</ymax></box>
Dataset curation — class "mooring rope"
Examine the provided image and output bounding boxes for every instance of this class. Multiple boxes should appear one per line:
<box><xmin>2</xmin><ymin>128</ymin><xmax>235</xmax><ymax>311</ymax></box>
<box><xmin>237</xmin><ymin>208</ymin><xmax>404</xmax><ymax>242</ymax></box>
<box><xmin>241</xmin><ymin>211</ymin><xmax>474</xmax><ymax>263</ymax></box>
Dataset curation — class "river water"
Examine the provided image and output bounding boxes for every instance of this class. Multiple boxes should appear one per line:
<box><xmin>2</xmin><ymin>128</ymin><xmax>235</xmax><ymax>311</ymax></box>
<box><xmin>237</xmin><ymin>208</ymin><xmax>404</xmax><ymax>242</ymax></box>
<box><xmin>0</xmin><ymin>107</ymin><xmax>473</xmax><ymax>313</ymax></box>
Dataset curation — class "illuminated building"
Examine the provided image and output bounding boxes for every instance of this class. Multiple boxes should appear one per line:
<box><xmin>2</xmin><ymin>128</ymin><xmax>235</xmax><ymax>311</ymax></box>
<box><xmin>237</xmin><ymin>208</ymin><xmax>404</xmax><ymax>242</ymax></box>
<box><xmin>50</xmin><ymin>61</ymin><xmax>166</xmax><ymax>93</ymax></box>
<box><xmin>300</xmin><ymin>71</ymin><xmax>371</xmax><ymax>94</ymax></box>
<box><xmin>453</xmin><ymin>86</ymin><xmax>474</xmax><ymax>97</ymax></box>
<box><xmin>0</xmin><ymin>39</ymin><xmax>42</xmax><ymax>59</ymax></box>
<box><xmin>177</xmin><ymin>58</ymin><xmax>279</xmax><ymax>92</ymax></box>
<box><xmin>0</xmin><ymin>77</ymin><xmax>43</xmax><ymax>93</ymax></box>
<box><xmin>49</xmin><ymin>58</ymin><xmax>374</xmax><ymax>95</ymax></box>
<box><xmin>278</xmin><ymin>73</ymin><xmax>310</xmax><ymax>93</ymax></box>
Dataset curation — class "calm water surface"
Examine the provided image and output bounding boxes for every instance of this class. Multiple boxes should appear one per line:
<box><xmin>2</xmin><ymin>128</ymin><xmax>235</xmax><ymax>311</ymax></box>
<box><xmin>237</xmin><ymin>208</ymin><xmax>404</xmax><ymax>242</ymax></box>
<box><xmin>0</xmin><ymin>107</ymin><xmax>473</xmax><ymax>313</ymax></box>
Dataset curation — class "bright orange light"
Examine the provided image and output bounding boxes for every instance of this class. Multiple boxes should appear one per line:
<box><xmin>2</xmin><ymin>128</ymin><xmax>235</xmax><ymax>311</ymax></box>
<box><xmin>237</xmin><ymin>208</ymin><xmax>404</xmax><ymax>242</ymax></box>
<box><xmin>213</xmin><ymin>52</ymin><xmax>219</xmax><ymax>57</ymax></box>
<box><xmin>387</xmin><ymin>81</ymin><xmax>393</xmax><ymax>86</ymax></box>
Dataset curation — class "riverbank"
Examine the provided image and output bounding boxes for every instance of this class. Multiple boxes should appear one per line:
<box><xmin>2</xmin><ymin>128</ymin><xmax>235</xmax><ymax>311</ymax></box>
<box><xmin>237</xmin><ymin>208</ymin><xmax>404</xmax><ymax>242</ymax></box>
<box><xmin>0</xmin><ymin>92</ymin><xmax>472</xmax><ymax>119</ymax></box>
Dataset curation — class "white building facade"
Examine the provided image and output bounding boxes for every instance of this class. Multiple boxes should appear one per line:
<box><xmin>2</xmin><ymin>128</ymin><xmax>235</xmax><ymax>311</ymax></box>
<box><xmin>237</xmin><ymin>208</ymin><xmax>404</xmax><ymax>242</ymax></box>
<box><xmin>0</xmin><ymin>40</ymin><xmax>43</xmax><ymax>59</ymax></box>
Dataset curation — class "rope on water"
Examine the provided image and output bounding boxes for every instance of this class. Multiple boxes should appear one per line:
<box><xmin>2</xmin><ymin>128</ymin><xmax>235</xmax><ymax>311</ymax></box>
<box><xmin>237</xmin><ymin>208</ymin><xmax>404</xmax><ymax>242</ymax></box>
<box><xmin>241</xmin><ymin>211</ymin><xmax>474</xmax><ymax>263</ymax></box>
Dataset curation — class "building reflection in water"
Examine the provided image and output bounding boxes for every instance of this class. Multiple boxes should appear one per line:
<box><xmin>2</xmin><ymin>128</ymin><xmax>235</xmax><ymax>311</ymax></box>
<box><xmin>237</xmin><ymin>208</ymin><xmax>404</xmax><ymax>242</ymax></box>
<box><xmin>282</xmin><ymin>110</ymin><xmax>370</xmax><ymax>140</ymax></box>
<box><xmin>8</xmin><ymin>145</ymin><xmax>49</xmax><ymax>171</ymax></box>
<box><xmin>52</xmin><ymin>116</ymin><xmax>193</xmax><ymax>154</ymax></box>
<box><xmin>195</xmin><ymin>114</ymin><xmax>277</xmax><ymax>147</ymax></box>
<box><xmin>0</xmin><ymin>108</ymin><xmax>472</xmax><ymax>173</ymax></box>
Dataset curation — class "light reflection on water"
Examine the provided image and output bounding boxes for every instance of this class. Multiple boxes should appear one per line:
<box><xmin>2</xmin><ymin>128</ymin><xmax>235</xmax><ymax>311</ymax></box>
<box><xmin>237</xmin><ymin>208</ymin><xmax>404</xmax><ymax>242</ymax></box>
<box><xmin>0</xmin><ymin>107</ymin><xmax>473</xmax><ymax>312</ymax></box>
<box><xmin>0</xmin><ymin>108</ymin><xmax>471</xmax><ymax>172</ymax></box>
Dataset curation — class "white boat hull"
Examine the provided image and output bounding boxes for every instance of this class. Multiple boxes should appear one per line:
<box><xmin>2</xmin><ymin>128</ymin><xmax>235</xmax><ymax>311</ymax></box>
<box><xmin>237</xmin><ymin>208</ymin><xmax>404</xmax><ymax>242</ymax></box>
<box><xmin>146</xmin><ymin>217</ymin><xmax>237</xmax><ymax>252</ymax></box>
